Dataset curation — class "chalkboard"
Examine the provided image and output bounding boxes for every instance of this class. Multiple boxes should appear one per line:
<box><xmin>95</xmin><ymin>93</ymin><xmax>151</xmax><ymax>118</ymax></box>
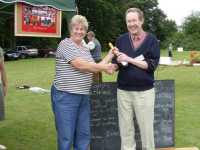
<box><xmin>90</xmin><ymin>80</ymin><xmax>175</xmax><ymax>150</ymax></box>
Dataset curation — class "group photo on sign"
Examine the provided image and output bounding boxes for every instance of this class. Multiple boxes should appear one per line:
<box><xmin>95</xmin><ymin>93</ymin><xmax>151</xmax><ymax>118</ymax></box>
<box><xmin>15</xmin><ymin>2</ymin><xmax>62</xmax><ymax>37</ymax></box>
<box><xmin>0</xmin><ymin>0</ymin><xmax>200</xmax><ymax>150</ymax></box>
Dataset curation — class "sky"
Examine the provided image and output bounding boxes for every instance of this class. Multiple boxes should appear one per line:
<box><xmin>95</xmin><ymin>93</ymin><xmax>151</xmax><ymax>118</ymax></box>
<box><xmin>158</xmin><ymin>0</ymin><xmax>200</xmax><ymax>26</ymax></box>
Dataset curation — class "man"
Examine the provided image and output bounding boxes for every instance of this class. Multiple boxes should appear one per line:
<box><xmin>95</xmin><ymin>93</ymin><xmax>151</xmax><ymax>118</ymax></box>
<box><xmin>86</xmin><ymin>31</ymin><xmax>102</xmax><ymax>62</ymax></box>
<box><xmin>0</xmin><ymin>46</ymin><xmax>8</xmax><ymax>150</ymax></box>
<box><xmin>86</xmin><ymin>31</ymin><xmax>102</xmax><ymax>83</ymax></box>
<box><xmin>168</xmin><ymin>43</ymin><xmax>173</xmax><ymax>57</ymax></box>
<box><xmin>112</xmin><ymin>8</ymin><xmax>160</xmax><ymax>150</ymax></box>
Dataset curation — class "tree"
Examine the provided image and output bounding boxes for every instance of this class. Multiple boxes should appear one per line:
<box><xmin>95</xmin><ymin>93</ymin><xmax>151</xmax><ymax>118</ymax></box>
<box><xmin>78</xmin><ymin>0</ymin><xmax>172</xmax><ymax>50</ymax></box>
<box><xmin>0</xmin><ymin>0</ymin><xmax>179</xmax><ymax>50</ymax></box>
<box><xmin>158</xmin><ymin>19</ymin><xmax>177</xmax><ymax>48</ymax></box>
<box><xmin>78</xmin><ymin>0</ymin><xmax>122</xmax><ymax>49</ymax></box>
<box><xmin>0</xmin><ymin>3</ymin><xmax>15</xmax><ymax>49</ymax></box>
<box><xmin>183</xmin><ymin>11</ymin><xmax>200</xmax><ymax>36</ymax></box>
<box><xmin>180</xmin><ymin>11</ymin><xmax>200</xmax><ymax>50</ymax></box>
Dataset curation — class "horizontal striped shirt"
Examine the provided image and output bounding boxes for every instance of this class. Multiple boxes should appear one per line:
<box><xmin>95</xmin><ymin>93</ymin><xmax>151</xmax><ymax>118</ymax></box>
<box><xmin>53</xmin><ymin>38</ymin><xmax>94</xmax><ymax>95</ymax></box>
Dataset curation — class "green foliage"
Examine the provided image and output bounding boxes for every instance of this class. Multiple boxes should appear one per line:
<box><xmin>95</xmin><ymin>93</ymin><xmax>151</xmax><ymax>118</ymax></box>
<box><xmin>0</xmin><ymin>0</ymin><xmax>178</xmax><ymax>51</ymax></box>
<box><xmin>183</xmin><ymin>11</ymin><xmax>200</xmax><ymax>35</ymax></box>
<box><xmin>78</xmin><ymin>0</ymin><xmax>123</xmax><ymax>49</ymax></box>
<box><xmin>159</xmin><ymin>19</ymin><xmax>177</xmax><ymax>47</ymax></box>
<box><xmin>181</xmin><ymin>35</ymin><xmax>200</xmax><ymax>50</ymax></box>
<box><xmin>162</xmin><ymin>32</ymin><xmax>184</xmax><ymax>49</ymax></box>
<box><xmin>16</xmin><ymin>37</ymin><xmax>59</xmax><ymax>49</ymax></box>
<box><xmin>0</xmin><ymin>3</ymin><xmax>15</xmax><ymax>48</ymax></box>
<box><xmin>181</xmin><ymin>11</ymin><xmax>200</xmax><ymax>50</ymax></box>
<box><xmin>165</xmin><ymin>11</ymin><xmax>200</xmax><ymax>51</ymax></box>
<box><xmin>78</xmin><ymin>0</ymin><xmax>174</xmax><ymax>50</ymax></box>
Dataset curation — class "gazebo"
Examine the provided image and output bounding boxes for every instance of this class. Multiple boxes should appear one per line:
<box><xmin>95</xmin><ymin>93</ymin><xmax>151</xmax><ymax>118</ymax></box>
<box><xmin>0</xmin><ymin>0</ymin><xmax>76</xmax><ymax>12</ymax></box>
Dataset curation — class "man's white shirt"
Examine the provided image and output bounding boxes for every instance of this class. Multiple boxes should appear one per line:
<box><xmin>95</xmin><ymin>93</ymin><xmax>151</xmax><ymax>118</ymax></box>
<box><xmin>82</xmin><ymin>40</ymin><xmax>95</xmax><ymax>50</ymax></box>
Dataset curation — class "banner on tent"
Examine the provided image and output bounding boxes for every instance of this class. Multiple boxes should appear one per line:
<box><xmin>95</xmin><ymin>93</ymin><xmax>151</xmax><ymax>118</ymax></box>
<box><xmin>15</xmin><ymin>3</ymin><xmax>62</xmax><ymax>37</ymax></box>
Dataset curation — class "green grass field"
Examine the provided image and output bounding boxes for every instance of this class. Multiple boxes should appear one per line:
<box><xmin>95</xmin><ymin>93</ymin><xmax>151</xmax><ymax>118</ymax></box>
<box><xmin>0</xmin><ymin>50</ymin><xmax>200</xmax><ymax>149</ymax></box>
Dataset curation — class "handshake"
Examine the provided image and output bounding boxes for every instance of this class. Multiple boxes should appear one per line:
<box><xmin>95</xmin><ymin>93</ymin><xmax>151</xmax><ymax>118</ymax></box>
<box><xmin>104</xmin><ymin>63</ymin><xmax>117</xmax><ymax>75</ymax></box>
<box><xmin>102</xmin><ymin>42</ymin><xmax>133</xmax><ymax>75</ymax></box>
<box><xmin>102</xmin><ymin>42</ymin><xmax>130</xmax><ymax>75</ymax></box>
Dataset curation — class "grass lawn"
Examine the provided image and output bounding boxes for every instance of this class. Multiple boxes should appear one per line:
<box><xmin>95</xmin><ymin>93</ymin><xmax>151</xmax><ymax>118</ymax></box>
<box><xmin>0</xmin><ymin>50</ymin><xmax>200</xmax><ymax>149</ymax></box>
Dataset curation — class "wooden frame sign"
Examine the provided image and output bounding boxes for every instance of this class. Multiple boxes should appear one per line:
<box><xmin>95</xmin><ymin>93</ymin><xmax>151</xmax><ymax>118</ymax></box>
<box><xmin>15</xmin><ymin>3</ymin><xmax>62</xmax><ymax>37</ymax></box>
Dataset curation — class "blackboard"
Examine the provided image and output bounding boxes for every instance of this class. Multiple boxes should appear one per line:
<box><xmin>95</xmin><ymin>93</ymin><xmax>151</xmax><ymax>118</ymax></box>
<box><xmin>90</xmin><ymin>80</ymin><xmax>175</xmax><ymax>150</ymax></box>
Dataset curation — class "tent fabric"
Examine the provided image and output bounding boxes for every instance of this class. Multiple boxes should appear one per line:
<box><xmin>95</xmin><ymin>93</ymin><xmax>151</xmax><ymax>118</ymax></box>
<box><xmin>0</xmin><ymin>0</ymin><xmax>76</xmax><ymax>11</ymax></box>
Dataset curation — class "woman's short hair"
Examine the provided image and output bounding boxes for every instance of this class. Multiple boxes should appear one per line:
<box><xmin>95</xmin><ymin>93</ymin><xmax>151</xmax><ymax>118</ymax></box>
<box><xmin>69</xmin><ymin>15</ymin><xmax>88</xmax><ymax>32</ymax></box>
<box><xmin>125</xmin><ymin>8</ymin><xmax>144</xmax><ymax>21</ymax></box>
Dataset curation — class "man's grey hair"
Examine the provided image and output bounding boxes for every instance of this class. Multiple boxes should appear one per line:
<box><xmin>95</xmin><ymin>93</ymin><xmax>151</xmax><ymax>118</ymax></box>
<box><xmin>87</xmin><ymin>31</ymin><xmax>95</xmax><ymax>37</ymax></box>
<box><xmin>125</xmin><ymin>8</ymin><xmax>144</xmax><ymax>21</ymax></box>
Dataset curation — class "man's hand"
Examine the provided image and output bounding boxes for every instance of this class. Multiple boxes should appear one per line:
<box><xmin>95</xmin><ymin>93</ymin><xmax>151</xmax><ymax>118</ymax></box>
<box><xmin>111</xmin><ymin>47</ymin><xmax>120</xmax><ymax>56</ymax></box>
<box><xmin>116</xmin><ymin>52</ymin><xmax>130</xmax><ymax>63</ymax></box>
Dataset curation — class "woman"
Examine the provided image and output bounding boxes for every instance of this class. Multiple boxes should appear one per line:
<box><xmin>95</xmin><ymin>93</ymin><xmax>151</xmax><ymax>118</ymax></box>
<box><xmin>51</xmin><ymin>15</ymin><xmax>116</xmax><ymax>150</ymax></box>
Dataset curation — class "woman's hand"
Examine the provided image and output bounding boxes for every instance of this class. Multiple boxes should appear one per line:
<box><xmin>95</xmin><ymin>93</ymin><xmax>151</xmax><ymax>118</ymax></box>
<box><xmin>107</xmin><ymin>49</ymin><xmax>115</xmax><ymax>59</ymax></box>
<box><xmin>104</xmin><ymin>63</ymin><xmax>118</xmax><ymax>75</ymax></box>
<box><xmin>101</xmin><ymin>48</ymin><xmax>117</xmax><ymax>64</ymax></box>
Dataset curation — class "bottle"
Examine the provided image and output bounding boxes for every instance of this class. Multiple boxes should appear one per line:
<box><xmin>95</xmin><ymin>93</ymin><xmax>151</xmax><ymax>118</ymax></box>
<box><xmin>108</xmin><ymin>42</ymin><xmax>128</xmax><ymax>66</ymax></box>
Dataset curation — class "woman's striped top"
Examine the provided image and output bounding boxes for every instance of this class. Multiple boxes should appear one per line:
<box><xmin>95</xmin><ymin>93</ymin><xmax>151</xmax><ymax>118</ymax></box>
<box><xmin>53</xmin><ymin>38</ymin><xmax>94</xmax><ymax>95</ymax></box>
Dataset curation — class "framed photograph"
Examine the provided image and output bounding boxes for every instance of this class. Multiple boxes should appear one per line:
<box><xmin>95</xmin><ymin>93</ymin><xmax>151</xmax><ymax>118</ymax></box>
<box><xmin>15</xmin><ymin>3</ymin><xmax>62</xmax><ymax>37</ymax></box>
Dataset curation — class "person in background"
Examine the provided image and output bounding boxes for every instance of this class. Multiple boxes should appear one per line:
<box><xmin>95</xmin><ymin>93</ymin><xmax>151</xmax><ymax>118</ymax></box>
<box><xmin>86</xmin><ymin>31</ymin><xmax>102</xmax><ymax>63</ymax></box>
<box><xmin>51</xmin><ymin>15</ymin><xmax>116</xmax><ymax>150</ymax></box>
<box><xmin>111</xmin><ymin>8</ymin><xmax>160</xmax><ymax>150</ymax></box>
<box><xmin>168</xmin><ymin>43</ymin><xmax>173</xmax><ymax>57</ymax></box>
<box><xmin>85</xmin><ymin>31</ymin><xmax>103</xmax><ymax>83</ymax></box>
<box><xmin>0</xmin><ymin>46</ymin><xmax>8</xmax><ymax>150</ymax></box>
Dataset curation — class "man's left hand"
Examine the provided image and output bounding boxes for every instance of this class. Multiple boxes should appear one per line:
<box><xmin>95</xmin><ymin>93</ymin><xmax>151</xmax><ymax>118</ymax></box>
<box><xmin>117</xmin><ymin>52</ymin><xmax>130</xmax><ymax>63</ymax></box>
